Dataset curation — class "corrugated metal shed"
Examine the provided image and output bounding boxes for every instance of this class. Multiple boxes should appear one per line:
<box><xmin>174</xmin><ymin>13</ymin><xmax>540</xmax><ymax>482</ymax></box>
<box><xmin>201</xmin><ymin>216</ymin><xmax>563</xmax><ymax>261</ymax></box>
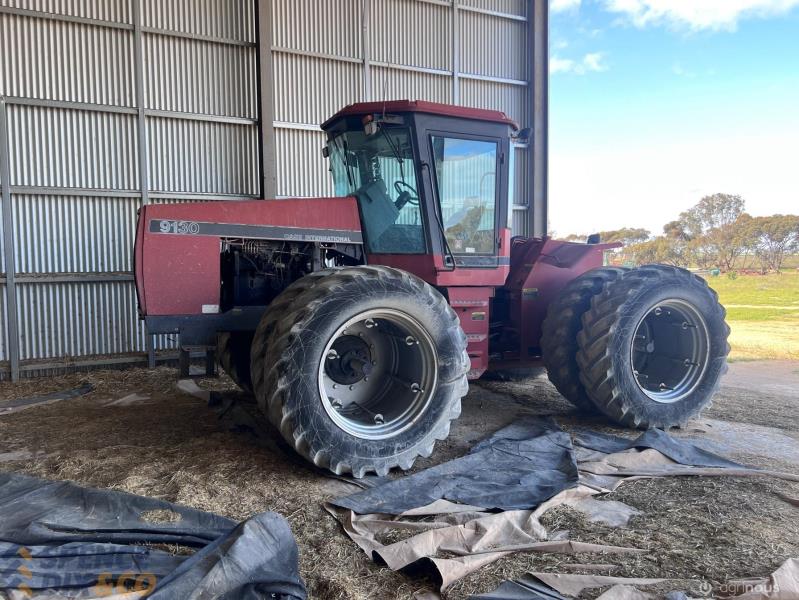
<box><xmin>264</xmin><ymin>0</ymin><xmax>538</xmax><ymax>212</ymax></box>
<box><xmin>0</xmin><ymin>0</ymin><xmax>546</xmax><ymax>379</ymax></box>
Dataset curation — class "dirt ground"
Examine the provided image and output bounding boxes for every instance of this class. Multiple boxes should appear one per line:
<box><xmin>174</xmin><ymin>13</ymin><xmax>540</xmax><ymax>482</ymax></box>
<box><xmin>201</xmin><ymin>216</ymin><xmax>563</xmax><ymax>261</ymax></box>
<box><xmin>1</xmin><ymin>362</ymin><xmax>798</xmax><ymax>599</ymax></box>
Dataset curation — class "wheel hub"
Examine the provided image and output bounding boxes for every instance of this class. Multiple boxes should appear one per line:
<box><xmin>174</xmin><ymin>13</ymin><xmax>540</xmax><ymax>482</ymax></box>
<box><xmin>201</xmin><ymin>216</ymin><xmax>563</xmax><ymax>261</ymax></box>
<box><xmin>325</xmin><ymin>336</ymin><xmax>372</xmax><ymax>385</ymax></box>
<box><xmin>318</xmin><ymin>309</ymin><xmax>438</xmax><ymax>440</ymax></box>
<box><xmin>630</xmin><ymin>299</ymin><xmax>711</xmax><ymax>403</ymax></box>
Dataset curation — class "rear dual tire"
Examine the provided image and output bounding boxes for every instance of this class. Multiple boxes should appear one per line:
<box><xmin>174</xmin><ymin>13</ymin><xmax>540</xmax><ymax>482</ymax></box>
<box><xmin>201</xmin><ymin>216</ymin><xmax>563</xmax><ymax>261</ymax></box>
<box><xmin>541</xmin><ymin>267</ymin><xmax>628</xmax><ymax>411</ymax></box>
<box><xmin>542</xmin><ymin>264</ymin><xmax>729</xmax><ymax>428</ymax></box>
<box><xmin>576</xmin><ymin>265</ymin><xmax>729</xmax><ymax>428</ymax></box>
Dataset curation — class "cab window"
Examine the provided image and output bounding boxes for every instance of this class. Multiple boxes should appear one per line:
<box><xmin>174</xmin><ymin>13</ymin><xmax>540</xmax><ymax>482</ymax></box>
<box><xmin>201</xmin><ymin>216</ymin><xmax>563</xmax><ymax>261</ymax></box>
<box><xmin>328</xmin><ymin>127</ymin><xmax>425</xmax><ymax>254</ymax></box>
<box><xmin>431</xmin><ymin>136</ymin><xmax>498</xmax><ymax>255</ymax></box>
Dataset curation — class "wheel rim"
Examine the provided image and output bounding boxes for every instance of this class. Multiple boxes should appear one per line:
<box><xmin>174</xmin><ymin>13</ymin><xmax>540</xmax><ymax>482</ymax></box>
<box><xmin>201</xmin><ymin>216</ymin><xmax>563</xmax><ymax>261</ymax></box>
<box><xmin>630</xmin><ymin>299</ymin><xmax>710</xmax><ymax>404</ymax></box>
<box><xmin>318</xmin><ymin>308</ymin><xmax>438</xmax><ymax>440</ymax></box>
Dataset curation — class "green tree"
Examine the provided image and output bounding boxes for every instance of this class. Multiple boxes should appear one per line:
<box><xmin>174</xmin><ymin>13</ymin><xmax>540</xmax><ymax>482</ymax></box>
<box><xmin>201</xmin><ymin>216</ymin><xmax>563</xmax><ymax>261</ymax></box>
<box><xmin>704</xmin><ymin>213</ymin><xmax>755</xmax><ymax>272</ymax></box>
<box><xmin>663</xmin><ymin>219</ymin><xmax>693</xmax><ymax>241</ymax></box>
<box><xmin>626</xmin><ymin>237</ymin><xmax>686</xmax><ymax>266</ymax></box>
<box><xmin>599</xmin><ymin>227</ymin><xmax>651</xmax><ymax>246</ymax></box>
<box><xmin>676</xmin><ymin>194</ymin><xmax>749</xmax><ymax>271</ymax></box>
<box><xmin>678</xmin><ymin>193</ymin><xmax>745</xmax><ymax>236</ymax></box>
<box><xmin>558</xmin><ymin>228</ymin><xmax>650</xmax><ymax>246</ymax></box>
<box><xmin>745</xmin><ymin>214</ymin><xmax>799</xmax><ymax>272</ymax></box>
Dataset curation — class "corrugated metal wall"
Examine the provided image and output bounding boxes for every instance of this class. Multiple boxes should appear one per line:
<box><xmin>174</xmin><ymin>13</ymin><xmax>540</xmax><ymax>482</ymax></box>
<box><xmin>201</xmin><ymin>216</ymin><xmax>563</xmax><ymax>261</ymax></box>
<box><xmin>265</xmin><ymin>0</ymin><xmax>534</xmax><ymax>236</ymax></box>
<box><xmin>0</xmin><ymin>0</ymin><xmax>536</xmax><ymax>379</ymax></box>
<box><xmin>0</xmin><ymin>0</ymin><xmax>259</xmax><ymax>378</ymax></box>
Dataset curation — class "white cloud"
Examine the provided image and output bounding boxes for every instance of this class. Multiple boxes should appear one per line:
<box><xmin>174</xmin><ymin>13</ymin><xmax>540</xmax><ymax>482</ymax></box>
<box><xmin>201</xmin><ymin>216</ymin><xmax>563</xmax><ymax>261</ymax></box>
<box><xmin>604</xmin><ymin>0</ymin><xmax>799</xmax><ymax>31</ymax></box>
<box><xmin>550</xmin><ymin>56</ymin><xmax>576</xmax><ymax>74</ymax></box>
<box><xmin>550</xmin><ymin>52</ymin><xmax>608</xmax><ymax>75</ymax></box>
<box><xmin>583</xmin><ymin>52</ymin><xmax>607</xmax><ymax>72</ymax></box>
<box><xmin>551</xmin><ymin>0</ymin><xmax>582</xmax><ymax>12</ymax></box>
<box><xmin>671</xmin><ymin>62</ymin><xmax>696</xmax><ymax>77</ymax></box>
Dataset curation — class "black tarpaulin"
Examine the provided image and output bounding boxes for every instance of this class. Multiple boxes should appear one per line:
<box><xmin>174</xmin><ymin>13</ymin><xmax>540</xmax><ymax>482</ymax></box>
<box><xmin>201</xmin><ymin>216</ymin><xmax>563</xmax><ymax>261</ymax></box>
<box><xmin>0</xmin><ymin>384</ymin><xmax>93</xmax><ymax>415</ymax></box>
<box><xmin>332</xmin><ymin>417</ymin><xmax>579</xmax><ymax>515</ymax></box>
<box><xmin>0</xmin><ymin>472</ymin><xmax>306</xmax><ymax>599</ymax></box>
<box><xmin>0</xmin><ymin>472</ymin><xmax>235</xmax><ymax>547</ymax></box>
<box><xmin>149</xmin><ymin>512</ymin><xmax>307</xmax><ymax>600</ymax></box>
<box><xmin>573</xmin><ymin>428</ymin><xmax>744</xmax><ymax>468</ymax></box>
<box><xmin>469</xmin><ymin>574</ymin><xmax>568</xmax><ymax>599</ymax></box>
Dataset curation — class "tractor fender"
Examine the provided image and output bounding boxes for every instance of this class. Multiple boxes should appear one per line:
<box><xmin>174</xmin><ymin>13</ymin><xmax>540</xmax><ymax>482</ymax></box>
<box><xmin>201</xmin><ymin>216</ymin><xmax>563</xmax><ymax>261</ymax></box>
<box><xmin>507</xmin><ymin>237</ymin><xmax>620</xmax><ymax>354</ymax></box>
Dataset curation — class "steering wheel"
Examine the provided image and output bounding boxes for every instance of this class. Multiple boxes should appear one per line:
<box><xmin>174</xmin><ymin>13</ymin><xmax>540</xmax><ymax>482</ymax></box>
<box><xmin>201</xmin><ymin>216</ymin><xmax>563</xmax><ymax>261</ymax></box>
<box><xmin>394</xmin><ymin>181</ymin><xmax>419</xmax><ymax>206</ymax></box>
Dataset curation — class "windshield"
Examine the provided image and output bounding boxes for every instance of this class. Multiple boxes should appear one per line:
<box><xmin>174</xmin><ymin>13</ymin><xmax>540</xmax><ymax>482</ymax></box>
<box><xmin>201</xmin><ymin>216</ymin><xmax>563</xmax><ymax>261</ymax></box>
<box><xmin>328</xmin><ymin>126</ymin><xmax>425</xmax><ymax>254</ymax></box>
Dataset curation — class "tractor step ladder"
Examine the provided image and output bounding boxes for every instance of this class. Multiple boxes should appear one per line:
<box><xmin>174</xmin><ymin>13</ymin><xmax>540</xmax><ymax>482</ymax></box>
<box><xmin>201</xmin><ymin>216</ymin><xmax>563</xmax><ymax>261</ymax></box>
<box><xmin>178</xmin><ymin>345</ymin><xmax>216</xmax><ymax>378</ymax></box>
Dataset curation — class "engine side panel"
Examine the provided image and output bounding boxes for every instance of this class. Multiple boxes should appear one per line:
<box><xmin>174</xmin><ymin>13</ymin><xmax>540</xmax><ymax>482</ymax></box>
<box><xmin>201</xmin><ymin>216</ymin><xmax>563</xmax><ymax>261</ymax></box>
<box><xmin>135</xmin><ymin>197</ymin><xmax>362</xmax><ymax>316</ymax></box>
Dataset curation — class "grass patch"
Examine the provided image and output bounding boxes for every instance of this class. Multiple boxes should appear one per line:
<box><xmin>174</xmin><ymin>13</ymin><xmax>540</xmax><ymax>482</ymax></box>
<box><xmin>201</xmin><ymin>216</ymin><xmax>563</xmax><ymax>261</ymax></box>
<box><xmin>725</xmin><ymin>306</ymin><xmax>799</xmax><ymax>321</ymax></box>
<box><xmin>706</xmin><ymin>270</ymin><xmax>799</xmax><ymax>306</ymax></box>
<box><xmin>703</xmin><ymin>271</ymin><xmax>799</xmax><ymax>360</ymax></box>
<box><xmin>727</xmin><ymin>320</ymin><xmax>799</xmax><ymax>361</ymax></box>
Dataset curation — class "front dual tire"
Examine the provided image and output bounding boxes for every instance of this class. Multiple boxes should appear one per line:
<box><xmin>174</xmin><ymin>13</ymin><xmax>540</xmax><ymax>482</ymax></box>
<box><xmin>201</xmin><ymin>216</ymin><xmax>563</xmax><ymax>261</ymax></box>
<box><xmin>249</xmin><ymin>266</ymin><xmax>469</xmax><ymax>477</ymax></box>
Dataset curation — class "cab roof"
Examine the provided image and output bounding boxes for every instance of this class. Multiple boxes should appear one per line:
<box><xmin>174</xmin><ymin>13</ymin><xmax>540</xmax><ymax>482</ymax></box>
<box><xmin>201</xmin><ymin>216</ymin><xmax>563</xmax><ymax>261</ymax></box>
<box><xmin>321</xmin><ymin>100</ymin><xmax>519</xmax><ymax>131</ymax></box>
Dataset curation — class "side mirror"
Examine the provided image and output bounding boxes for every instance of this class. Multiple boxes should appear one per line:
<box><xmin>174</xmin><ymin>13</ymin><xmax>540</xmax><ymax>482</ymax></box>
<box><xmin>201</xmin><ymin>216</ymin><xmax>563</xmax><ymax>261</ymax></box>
<box><xmin>513</xmin><ymin>127</ymin><xmax>532</xmax><ymax>143</ymax></box>
<box><xmin>321</xmin><ymin>146</ymin><xmax>329</xmax><ymax>158</ymax></box>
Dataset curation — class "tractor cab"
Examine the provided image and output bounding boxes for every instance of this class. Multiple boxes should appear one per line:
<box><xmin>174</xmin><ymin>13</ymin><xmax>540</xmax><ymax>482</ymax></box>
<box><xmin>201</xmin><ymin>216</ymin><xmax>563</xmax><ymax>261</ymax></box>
<box><xmin>321</xmin><ymin>101</ymin><xmax>520</xmax><ymax>287</ymax></box>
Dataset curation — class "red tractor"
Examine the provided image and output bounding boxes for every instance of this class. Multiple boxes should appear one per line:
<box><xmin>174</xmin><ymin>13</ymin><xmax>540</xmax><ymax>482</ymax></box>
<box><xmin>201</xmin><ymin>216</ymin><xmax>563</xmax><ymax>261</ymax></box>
<box><xmin>134</xmin><ymin>100</ymin><xmax>729</xmax><ymax>477</ymax></box>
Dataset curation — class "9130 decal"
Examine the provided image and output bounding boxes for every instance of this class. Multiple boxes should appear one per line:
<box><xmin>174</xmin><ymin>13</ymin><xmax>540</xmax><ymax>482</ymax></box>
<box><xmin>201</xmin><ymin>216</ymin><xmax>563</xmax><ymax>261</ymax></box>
<box><xmin>156</xmin><ymin>219</ymin><xmax>200</xmax><ymax>235</ymax></box>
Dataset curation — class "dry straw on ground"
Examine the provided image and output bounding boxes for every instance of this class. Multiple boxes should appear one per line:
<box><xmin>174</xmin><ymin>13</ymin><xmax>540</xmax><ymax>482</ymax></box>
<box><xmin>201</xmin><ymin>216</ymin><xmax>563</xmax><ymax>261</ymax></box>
<box><xmin>1</xmin><ymin>366</ymin><xmax>798</xmax><ymax>598</ymax></box>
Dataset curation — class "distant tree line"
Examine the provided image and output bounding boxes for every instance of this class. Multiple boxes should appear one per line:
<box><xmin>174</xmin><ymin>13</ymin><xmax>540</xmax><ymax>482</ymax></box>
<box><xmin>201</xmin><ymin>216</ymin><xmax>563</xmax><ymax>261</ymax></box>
<box><xmin>563</xmin><ymin>193</ymin><xmax>799</xmax><ymax>273</ymax></box>
<box><xmin>561</xmin><ymin>227</ymin><xmax>651</xmax><ymax>247</ymax></box>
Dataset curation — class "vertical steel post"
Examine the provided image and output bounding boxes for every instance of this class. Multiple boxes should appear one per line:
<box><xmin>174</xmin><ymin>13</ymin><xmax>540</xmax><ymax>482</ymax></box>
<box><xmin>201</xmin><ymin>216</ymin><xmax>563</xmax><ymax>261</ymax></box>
<box><xmin>0</xmin><ymin>99</ymin><xmax>20</xmax><ymax>380</ymax></box>
<box><xmin>132</xmin><ymin>0</ymin><xmax>155</xmax><ymax>367</ymax></box>
<box><xmin>530</xmin><ymin>0</ymin><xmax>549</xmax><ymax>238</ymax></box>
<box><xmin>452</xmin><ymin>0</ymin><xmax>460</xmax><ymax>104</ymax></box>
<box><xmin>362</xmin><ymin>0</ymin><xmax>372</xmax><ymax>101</ymax></box>
<box><xmin>257</xmin><ymin>0</ymin><xmax>278</xmax><ymax>199</ymax></box>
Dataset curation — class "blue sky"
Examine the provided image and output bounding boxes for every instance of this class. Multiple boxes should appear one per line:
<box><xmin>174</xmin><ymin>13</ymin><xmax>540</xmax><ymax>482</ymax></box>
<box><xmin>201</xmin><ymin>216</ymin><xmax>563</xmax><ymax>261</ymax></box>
<box><xmin>548</xmin><ymin>0</ymin><xmax>799</xmax><ymax>237</ymax></box>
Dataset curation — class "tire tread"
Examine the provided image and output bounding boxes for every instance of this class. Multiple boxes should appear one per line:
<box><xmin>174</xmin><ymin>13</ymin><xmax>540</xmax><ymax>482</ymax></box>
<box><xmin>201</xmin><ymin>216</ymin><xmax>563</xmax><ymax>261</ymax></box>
<box><xmin>576</xmin><ymin>264</ymin><xmax>729</xmax><ymax>429</ymax></box>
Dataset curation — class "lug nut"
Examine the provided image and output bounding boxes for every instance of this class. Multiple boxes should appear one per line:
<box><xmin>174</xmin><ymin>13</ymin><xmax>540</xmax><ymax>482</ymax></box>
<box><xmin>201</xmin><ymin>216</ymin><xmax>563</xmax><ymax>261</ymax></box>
<box><xmin>364</xmin><ymin>318</ymin><xmax>376</xmax><ymax>328</ymax></box>
<box><xmin>654</xmin><ymin>307</ymin><xmax>662</xmax><ymax>316</ymax></box>
<box><xmin>405</xmin><ymin>336</ymin><xmax>417</xmax><ymax>346</ymax></box>
<box><xmin>331</xmin><ymin>398</ymin><xmax>342</xmax><ymax>408</ymax></box>
<box><xmin>327</xmin><ymin>350</ymin><xmax>338</xmax><ymax>360</ymax></box>
<box><xmin>374</xmin><ymin>414</ymin><xmax>384</xmax><ymax>425</ymax></box>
